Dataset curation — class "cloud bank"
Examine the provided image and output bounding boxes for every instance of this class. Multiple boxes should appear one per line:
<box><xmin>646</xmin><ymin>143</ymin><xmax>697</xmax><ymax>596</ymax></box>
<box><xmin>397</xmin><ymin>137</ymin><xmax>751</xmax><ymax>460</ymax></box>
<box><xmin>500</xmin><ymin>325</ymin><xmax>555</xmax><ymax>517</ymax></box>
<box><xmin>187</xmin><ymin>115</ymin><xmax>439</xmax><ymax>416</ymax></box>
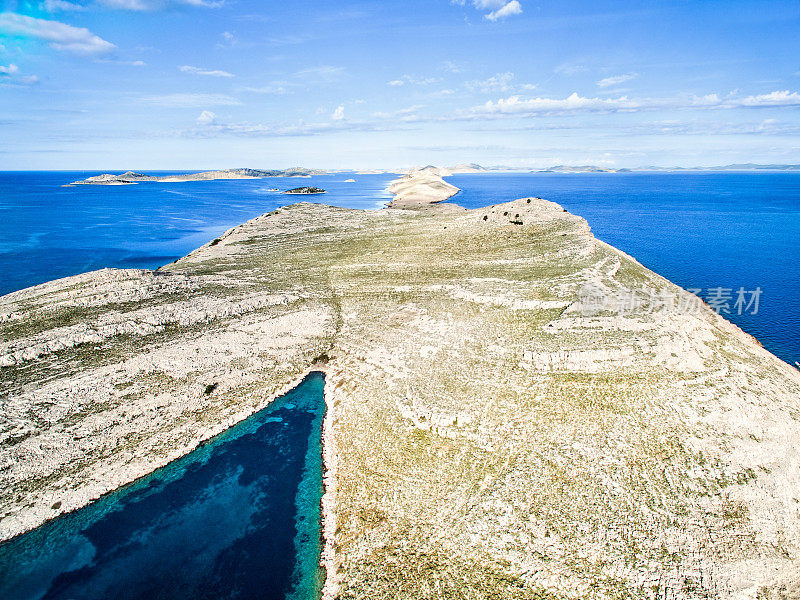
<box><xmin>0</xmin><ymin>12</ymin><xmax>115</xmax><ymax>55</ymax></box>
<box><xmin>140</xmin><ymin>93</ymin><xmax>241</xmax><ymax>106</ymax></box>
<box><xmin>597</xmin><ymin>73</ymin><xmax>639</xmax><ymax>87</ymax></box>
<box><xmin>179</xmin><ymin>65</ymin><xmax>234</xmax><ymax>77</ymax></box>
<box><xmin>471</xmin><ymin>90</ymin><xmax>800</xmax><ymax>117</ymax></box>
<box><xmin>452</xmin><ymin>0</ymin><xmax>523</xmax><ymax>21</ymax></box>
<box><xmin>46</xmin><ymin>0</ymin><xmax>225</xmax><ymax>10</ymax></box>
<box><xmin>0</xmin><ymin>62</ymin><xmax>39</xmax><ymax>86</ymax></box>
<box><xmin>485</xmin><ymin>1</ymin><xmax>521</xmax><ymax>21</ymax></box>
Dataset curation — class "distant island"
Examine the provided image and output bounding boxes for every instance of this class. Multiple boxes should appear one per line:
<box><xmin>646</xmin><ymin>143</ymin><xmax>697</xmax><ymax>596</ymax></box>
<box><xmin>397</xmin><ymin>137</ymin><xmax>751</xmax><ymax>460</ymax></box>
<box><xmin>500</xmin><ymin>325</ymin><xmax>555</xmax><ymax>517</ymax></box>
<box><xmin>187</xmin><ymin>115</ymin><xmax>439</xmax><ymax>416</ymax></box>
<box><xmin>538</xmin><ymin>165</ymin><xmax>626</xmax><ymax>173</ymax></box>
<box><xmin>66</xmin><ymin>167</ymin><xmax>326</xmax><ymax>186</ymax></box>
<box><xmin>283</xmin><ymin>186</ymin><xmax>326</xmax><ymax>195</ymax></box>
<box><xmin>637</xmin><ymin>163</ymin><xmax>800</xmax><ymax>172</ymax></box>
<box><xmin>63</xmin><ymin>163</ymin><xmax>800</xmax><ymax>188</ymax></box>
<box><xmin>535</xmin><ymin>163</ymin><xmax>800</xmax><ymax>173</ymax></box>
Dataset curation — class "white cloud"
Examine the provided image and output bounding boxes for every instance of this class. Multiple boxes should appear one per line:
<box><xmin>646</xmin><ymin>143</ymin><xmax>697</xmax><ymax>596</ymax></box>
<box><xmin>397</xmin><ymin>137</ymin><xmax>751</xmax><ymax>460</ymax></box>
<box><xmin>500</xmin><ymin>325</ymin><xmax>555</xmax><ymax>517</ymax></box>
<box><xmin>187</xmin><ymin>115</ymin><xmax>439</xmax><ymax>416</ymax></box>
<box><xmin>95</xmin><ymin>0</ymin><xmax>224</xmax><ymax>9</ymax></box>
<box><xmin>241</xmin><ymin>85</ymin><xmax>289</xmax><ymax>95</ymax></box>
<box><xmin>389</xmin><ymin>74</ymin><xmax>440</xmax><ymax>86</ymax></box>
<box><xmin>597</xmin><ymin>72</ymin><xmax>639</xmax><ymax>88</ymax></box>
<box><xmin>372</xmin><ymin>105</ymin><xmax>425</xmax><ymax>121</ymax></box>
<box><xmin>486</xmin><ymin>0</ymin><xmax>522</xmax><ymax>21</ymax></box>
<box><xmin>43</xmin><ymin>0</ymin><xmax>86</xmax><ymax>11</ymax></box>
<box><xmin>468</xmin><ymin>90</ymin><xmax>800</xmax><ymax>118</ymax></box>
<box><xmin>739</xmin><ymin>90</ymin><xmax>800</xmax><ymax>107</ymax></box>
<box><xmin>554</xmin><ymin>63</ymin><xmax>587</xmax><ymax>75</ymax></box>
<box><xmin>179</xmin><ymin>0</ymin><xmax>224</xmax><ymax>5</ymax></box>
<box><xmin>397</xmin><ymin>104</ymin><xmax>425</xmax><ymax>115</ymax></box>
<box><xmin>176</xmin><ymin>87</ymin><xmax>800</xmax><ymax>141</ymax></box>
<box><xmin>184</xmin><ymin>118</ymin><xmax>387</xmax><ymax>138</ymax></box>
<box><xmin>216</xmin><ymin>30</ymin><xmax>235</xmax><ymax>47</ymax></box>
<box><xmin>96</xmin><ymin>0</ymin><xmax>149</xmax><ymax>7</ymax></box>
<box><xmin>620</xmin><ymin>118</ymin><xmax>800</xmax><ymax>137</ymax></box>
<box><xmin>140</xmin><ymin>93</ymin><xmax>241</xmax><ymax>107</ymax></box>
<box><xmin>179</xmin><ymin>65</ymin><xmax>234</xmax><ymax>77</ymax></box>
<box><xmin>454</xmin><ymin>0</ymin><xmax>523</xmax><ymax>20</ymax></box>
<box><xmin>0</xmin><ymin>63</ymin><xmax>39</xmax><ymax>87</ymax></box>
<box><xmin>0</xmin><ymin>12</ymin><xmax>115</xmax><ymax>55</ymax></box>
<box><xmin>467</xmin><ymin>72</ymin><xmax>515</xmax><ymax>93</ymax></box>
<box><xmin>97</xmin><ymin>58</ymin><xmax>146</xmax><ymax>66</ymax></box>
<box><xmin>293</xmin><ymin>65</ymin><xmax>345</xmax><ymax>80</ymax></box>
<box><xmin>442</xmin><ymin>60</ymin><xmax>463</xmax><ymax>74</ymax></box>
<box><xmin>477</xmin><ymin>92</ymin><xmax>642</xmax><ymax>116</ymax></box>
<box><xmin>196</xmin><ymin>110</ymin><xmax>217</xmax><ymax>125</ymax></box>
<box><xmin>473</xmin><ymin>0</ymin><xmax>507</xmax><ymax>7</ymax></box>
<box><xmin>266</xmin><ymin>33</ymin><xmax>314</xmax><ymax>46</ymax></box>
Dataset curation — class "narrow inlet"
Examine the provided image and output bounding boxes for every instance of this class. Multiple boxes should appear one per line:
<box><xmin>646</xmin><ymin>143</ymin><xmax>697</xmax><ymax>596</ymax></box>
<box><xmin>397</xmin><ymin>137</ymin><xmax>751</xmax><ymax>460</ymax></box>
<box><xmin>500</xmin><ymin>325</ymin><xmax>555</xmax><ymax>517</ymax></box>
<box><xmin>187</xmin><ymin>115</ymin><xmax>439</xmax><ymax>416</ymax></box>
<box><xmin>0</xmin><ymin>371</ymin><xmax>327</xmax><ymax>600</ymax></box>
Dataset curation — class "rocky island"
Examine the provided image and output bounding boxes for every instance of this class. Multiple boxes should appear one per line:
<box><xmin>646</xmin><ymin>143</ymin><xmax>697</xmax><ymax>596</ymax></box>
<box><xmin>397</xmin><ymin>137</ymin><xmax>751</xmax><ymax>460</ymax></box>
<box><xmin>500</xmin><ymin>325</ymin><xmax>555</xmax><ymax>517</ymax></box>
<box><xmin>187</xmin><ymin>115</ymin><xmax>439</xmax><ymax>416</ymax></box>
<box><xmin>386</xmin><ymin>165</ymin><xmax>460</xmax><ymax>207</ymax></box>
<box><xmin>2</xmin><ymin>169</ymin><xmax>800</xmax><ymax>599</ymax></box>
<box><xmin>66</xmin><ymin>167</ymin><xmax>326</xmax><ymax>186</ymax></box>
<box><xmin>283</xmin><ymin>186</ymin><xmax>326</xmax><ymax>195</ymax></box>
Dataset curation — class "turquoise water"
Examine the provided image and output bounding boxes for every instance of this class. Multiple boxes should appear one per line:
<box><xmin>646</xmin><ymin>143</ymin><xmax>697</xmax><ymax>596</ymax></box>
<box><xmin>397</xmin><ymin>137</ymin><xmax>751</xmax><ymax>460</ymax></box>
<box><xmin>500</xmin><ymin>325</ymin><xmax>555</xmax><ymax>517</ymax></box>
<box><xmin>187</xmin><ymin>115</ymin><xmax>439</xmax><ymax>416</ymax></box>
<box><xmin>446</xmin><ymin>172</ymin><xmax>800</xmax><ymax>366</ymax></box>
<box><xmin>0</xmin><ymin>371</ymin><xmax>327</xmax><ymax>600</ymax></box>
<box><xmin>0</xmin><ymin>172</ymin><xmax>394</xmax><ymax>297</ymax></box>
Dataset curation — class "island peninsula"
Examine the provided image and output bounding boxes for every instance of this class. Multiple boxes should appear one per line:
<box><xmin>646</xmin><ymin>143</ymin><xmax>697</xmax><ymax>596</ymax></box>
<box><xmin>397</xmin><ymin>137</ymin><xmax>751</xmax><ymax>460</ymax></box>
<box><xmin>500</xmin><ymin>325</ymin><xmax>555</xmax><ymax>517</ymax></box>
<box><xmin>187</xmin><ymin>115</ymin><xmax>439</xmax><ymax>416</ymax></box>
<box><xmin>2</xmin><ymin>167</ymin><xmax>800</xmax><ymax>599</ymax></box>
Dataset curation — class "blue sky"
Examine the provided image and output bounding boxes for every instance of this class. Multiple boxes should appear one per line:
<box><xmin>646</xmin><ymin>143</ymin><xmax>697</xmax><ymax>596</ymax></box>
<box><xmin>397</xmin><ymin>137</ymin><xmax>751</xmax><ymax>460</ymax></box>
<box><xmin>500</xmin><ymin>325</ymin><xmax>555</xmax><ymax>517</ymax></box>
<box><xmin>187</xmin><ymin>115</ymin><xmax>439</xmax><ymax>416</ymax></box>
<box><xmin>0</xmin><ymin>0</ymin><xmax>799</xmax><ymax>169</ymax></box>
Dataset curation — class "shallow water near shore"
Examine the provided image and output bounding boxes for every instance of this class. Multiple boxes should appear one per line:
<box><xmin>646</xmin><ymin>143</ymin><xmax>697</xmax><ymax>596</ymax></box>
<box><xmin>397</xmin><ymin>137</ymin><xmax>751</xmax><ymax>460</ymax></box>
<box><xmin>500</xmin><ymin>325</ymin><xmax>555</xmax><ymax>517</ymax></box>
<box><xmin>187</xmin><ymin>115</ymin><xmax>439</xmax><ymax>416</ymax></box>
<box><xmin>0</xmin><ymin>371</ymin><xmax>327</xmax><ymax>600</ymax></box>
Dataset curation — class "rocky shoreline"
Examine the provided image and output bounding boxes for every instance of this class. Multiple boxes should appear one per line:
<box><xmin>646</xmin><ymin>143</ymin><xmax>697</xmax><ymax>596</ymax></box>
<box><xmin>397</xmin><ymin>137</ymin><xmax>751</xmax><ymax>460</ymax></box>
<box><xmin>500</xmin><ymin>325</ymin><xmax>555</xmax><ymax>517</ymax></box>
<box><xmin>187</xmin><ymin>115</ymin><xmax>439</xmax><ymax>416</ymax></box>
<box><xmin>2</xmin><ymin>170</ymin><xmax>800</xmax><ymax>598</ymax></box>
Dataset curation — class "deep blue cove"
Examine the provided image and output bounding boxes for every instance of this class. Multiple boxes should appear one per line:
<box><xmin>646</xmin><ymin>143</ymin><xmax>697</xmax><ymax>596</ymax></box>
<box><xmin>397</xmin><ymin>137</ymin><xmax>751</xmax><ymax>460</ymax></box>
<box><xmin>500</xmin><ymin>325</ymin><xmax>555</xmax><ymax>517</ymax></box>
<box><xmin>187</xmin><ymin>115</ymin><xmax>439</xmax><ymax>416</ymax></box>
<box><xmin>446</xmin><ymin>172</ymin><xmax>800</xmax><ymax>367</ymax></box>
<box><xmin>0</xmin><ymin>371</ymin><xmax>327</xmax><ymax>600</ymax></box>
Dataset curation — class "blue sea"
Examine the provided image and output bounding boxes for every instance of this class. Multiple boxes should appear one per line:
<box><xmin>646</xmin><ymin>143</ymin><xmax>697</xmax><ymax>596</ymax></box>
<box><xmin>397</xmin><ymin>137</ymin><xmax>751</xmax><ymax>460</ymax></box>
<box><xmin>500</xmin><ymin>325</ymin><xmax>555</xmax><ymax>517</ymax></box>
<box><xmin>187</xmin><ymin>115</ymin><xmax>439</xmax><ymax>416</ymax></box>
<box><xmin>444</xmin><ymin>172</ymin><xmax>800</xmax><ymax>367</ymax></box>
<box><xmin>0</xmin><ymin>172</ymin><xmax>395</xmax><ymax>298</ymax></box>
